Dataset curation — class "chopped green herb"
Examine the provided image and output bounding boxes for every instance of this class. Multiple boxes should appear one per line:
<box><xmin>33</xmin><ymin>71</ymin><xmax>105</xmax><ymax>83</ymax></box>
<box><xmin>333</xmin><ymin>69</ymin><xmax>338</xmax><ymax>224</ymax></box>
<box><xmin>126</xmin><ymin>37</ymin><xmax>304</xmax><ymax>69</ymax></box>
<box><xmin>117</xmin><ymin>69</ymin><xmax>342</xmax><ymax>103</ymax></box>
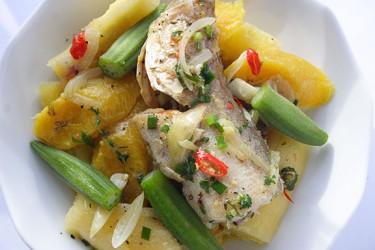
<box><xmin>280</xmin><ymin>167</ymin><xmax>299</xmax><ymax>191</ymax></box>
<box><xmin>175</xmin><ymin>157</ymin><xmax>196</xmax><ymax>181</ymax></box>
<box><xmin>172</xmin><ymin>30</ymin><xmax>183</xmax><ymax>37</ymax></box>
<box><xmin>199</xmin><ymin>180</ymin><xmax>210</xmax><ymax>193</ymax></box>
<box><xmin>89</xmin><ymin>107</ymin><xmax>128</xmax><ymax>163</ymax></box>
<box><xmin>190</xmin><ymin>95</ymin><xmax>211</xmax><ymax>107</ymax></box>
<box><xmin>293</xmin><ymin>99</ymin><xmax>299</xmax><ymax>106</ymax></box>
<box><xmin>237</xmin><ymin>194</ymin><xmax>252</xmax><ymax>209</ymax></box>
<box><xmin>205</xmin><ymin>114</ymin><xmax>224</xmax><ymax>133</ymax></box>
<box><xmin>141</xmin><ymin>226</ymin><xmax>151</xmax><ymax>241</ymax></box>
<box><xmin>80</xmin><ymin>130</ymin><xmax>95</xmax><ymax>148</ymax></box>
<box><xmin>147</xmin><ymin>115</ymin><xmax>158</xmax><ymax>129</ymax></box>
<box><xmin>200</xmin><ymin>62</ymin><xmax>215</xmax><ymax>85</ymax></box>
<box><xmin>211</xmin><ymin>180</ymin><xmax>227</xmax><ymax>195</ymax></box>
<box><xmin>193</xmin><ymin>32</ymin><xmax>203</xmax><ymax>41</ymax></box>
<box><xmin>196</xmin><ymin>41</ymin><xmax>202</xmax><ymax>51</ymax></box>
<box><xmin>264</xmin><ymin>175</ymin><xmax>276</xmax><ymax>185</ymax></box>
<box><xmin>216</xmin><ymin>135</ymin><xmax>227</xmax><ymax>149</ymax></box>
<box><xmin>205</xmin><ymin>25</ymin><xmax>213</xmax><ymax>39</ymax></box>
<box><xmin>200</xmin><ymin>137</ymin><xmax>209</xmax><ymax>143</ymax></box>
<box><xmin>160</xmin><ymin>124</ymin><xmax>170</xmax><ymax>133</ymax></box>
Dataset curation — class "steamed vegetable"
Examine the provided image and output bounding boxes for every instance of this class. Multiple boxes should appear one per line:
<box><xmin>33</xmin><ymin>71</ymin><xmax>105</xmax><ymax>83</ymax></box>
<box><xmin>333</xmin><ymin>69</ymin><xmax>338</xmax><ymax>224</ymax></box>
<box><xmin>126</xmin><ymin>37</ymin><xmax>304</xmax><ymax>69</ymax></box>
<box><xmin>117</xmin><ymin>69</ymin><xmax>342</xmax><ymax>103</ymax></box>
<box><xmin>251</xmin><ymin>84</ymin><xmax>328</xmax><ymax>146</ymax></box>
<box><xmin>99</xmin><ymin>4</ymin><xmax>167</xmax><ymax>79</ymax></box>
<box><xmin>30</xmin><ymin>140</ymin><xmax>121</xmax><ymax>211</ymax></box>
<box><xmin>140</xmin><ymin>170</ymin><xmax>223</xmax><ymax>250</ymax></box>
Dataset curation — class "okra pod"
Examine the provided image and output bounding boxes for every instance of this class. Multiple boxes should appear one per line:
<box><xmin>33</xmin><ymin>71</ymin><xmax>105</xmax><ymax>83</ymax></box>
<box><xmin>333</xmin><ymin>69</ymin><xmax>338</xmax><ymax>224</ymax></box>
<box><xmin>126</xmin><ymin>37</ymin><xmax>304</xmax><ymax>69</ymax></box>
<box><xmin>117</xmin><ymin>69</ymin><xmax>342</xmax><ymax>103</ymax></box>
<box><xmin>30</xmin><ymin>140</ymin><xmax>121</xmax><ymax>210</ymax></box>
<box><xmin>141</xmin><ymin>170</ymin><xmax>223</xmax><ymax>250</ymax></box>
<box><xmin>251</xmin><ymin>84</ymin><xmax>328</xmax><ymax>146</ymax></box>
<box><xmin>99</xmin><ymin>4</ymin><xmax>167</xmax><ymax>79</ymax></box>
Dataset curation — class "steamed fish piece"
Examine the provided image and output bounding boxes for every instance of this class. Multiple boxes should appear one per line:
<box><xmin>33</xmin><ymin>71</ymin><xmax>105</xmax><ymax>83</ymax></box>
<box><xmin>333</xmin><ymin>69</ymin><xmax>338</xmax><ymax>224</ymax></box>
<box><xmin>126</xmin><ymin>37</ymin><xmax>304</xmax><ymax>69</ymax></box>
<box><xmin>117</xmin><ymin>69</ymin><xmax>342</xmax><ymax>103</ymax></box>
<box><xmin>133</xmin><ymin>105</ymin><xmax>282</xmax><ymax>224</ymax></box>
<box><xmin>134</xmin><ymin>0</ymin><xmax>282</xmax><ymax>224</ymax></box>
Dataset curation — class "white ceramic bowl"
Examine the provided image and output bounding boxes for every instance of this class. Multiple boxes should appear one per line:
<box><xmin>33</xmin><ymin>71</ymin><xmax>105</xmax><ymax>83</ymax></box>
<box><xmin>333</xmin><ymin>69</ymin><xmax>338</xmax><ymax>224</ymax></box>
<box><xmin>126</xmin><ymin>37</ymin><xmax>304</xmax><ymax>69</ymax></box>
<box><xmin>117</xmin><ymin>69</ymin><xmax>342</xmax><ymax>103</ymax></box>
<box><xmin>0</xmin><ymin>0</ymin><xmax>372</xmax><ymax>249</ymax></box>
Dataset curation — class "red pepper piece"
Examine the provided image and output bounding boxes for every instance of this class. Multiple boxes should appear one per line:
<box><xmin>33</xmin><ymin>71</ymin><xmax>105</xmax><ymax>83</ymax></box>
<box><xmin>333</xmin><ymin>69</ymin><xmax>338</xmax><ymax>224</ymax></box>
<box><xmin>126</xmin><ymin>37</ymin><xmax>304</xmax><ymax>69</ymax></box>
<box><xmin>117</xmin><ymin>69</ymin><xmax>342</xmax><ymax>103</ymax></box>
<box><xmin>246</xmin><ymin>48</ymin><xmax>261</xmax><ymax>76</ymax></box>
<box><xmin>283</xmin><ymin>188</ymin><xmax>294</xmax><ymax>204</ymax></box>
<box><xmin>195</xmin><ymin>149</ymin><xmax>228</xmax><ymax>177</ymax></box>
<box><xmin>70</xmin><ymin>31</ymin><xmax>88</xmax><ymax>60</ymax></box>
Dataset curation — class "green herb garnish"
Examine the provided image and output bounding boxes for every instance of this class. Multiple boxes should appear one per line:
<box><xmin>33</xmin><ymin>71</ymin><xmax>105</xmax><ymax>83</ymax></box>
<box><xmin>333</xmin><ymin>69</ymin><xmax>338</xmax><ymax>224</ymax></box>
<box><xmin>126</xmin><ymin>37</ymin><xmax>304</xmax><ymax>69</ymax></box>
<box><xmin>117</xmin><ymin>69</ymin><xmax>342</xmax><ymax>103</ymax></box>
<box><xmin>147</xmin><ymin>115</ymin><xmax>158</xmax><ymax>129</ymax></box>
<box><xmin>141</xmin><ymin>226</ymin><xmax>151</xmax><ymax>241</ymax></box>
<box><xmin>211</xmin><ymin>180</ymin><xmax>227</xmax><ymax>195</ymax></box>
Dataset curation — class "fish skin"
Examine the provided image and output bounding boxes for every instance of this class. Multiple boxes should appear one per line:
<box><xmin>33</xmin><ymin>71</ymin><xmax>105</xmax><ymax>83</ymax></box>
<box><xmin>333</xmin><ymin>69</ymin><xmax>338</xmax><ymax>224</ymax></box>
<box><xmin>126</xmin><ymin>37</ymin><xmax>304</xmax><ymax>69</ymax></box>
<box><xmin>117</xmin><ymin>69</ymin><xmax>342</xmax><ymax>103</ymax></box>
<box><xmin>134</xmin><ymin>0</ymin><xmax>283</xmax><ymax>224</ymax></box>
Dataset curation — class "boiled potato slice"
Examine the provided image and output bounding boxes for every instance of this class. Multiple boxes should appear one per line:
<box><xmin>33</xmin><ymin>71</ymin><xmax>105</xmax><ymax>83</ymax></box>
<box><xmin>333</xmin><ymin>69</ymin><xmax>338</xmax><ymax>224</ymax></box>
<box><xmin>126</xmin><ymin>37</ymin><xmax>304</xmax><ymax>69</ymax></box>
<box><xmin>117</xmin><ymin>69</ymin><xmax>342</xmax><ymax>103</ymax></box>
<box><xmin>231</xmin><ymin>129</ymin><xmax>310</xmax><ymax>243</ymax></box>
<box><xmin>65</xmin><ymin>195</ymin><xmax>182</xmax><ymax>250</ymax></box>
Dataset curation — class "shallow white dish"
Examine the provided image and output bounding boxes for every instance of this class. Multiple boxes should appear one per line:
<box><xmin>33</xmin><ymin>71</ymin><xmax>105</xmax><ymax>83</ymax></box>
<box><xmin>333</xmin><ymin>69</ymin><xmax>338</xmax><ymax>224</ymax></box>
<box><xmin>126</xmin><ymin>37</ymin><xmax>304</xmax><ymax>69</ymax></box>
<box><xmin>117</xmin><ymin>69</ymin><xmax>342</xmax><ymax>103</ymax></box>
<box><xmin>0</xmin><ymin>0</ymin><xmax>372</xmax><ymax>249</ymax></box>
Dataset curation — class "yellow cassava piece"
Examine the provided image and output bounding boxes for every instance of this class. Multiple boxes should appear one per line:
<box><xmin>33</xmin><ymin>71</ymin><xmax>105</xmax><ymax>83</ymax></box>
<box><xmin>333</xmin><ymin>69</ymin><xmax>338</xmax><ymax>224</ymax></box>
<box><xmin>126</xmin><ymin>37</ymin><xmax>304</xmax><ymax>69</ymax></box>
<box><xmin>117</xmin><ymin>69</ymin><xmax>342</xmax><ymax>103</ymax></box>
<box><xmin>38</xmin><ymin>81</ymin><xmax>64</xmax><ymax>107</ymax></box>
<box><xmin>231</xmin><ymin>129</ymin><xmax>310</xmax><ymax>243</ymax></box>
<box><xmin>64</xmin><ymin>194</ymin><xmax>182</xmax><ymax>250</ymax></box>
<box><xmin>48</xmin><ymin>0</ymin><xmax>160</xmax><ymax>82</ymax></box>
<box><xmin>33</xmin><ymin>74</ymin><xmax>140</xmax><ymax>150</ymax></box>
<box><xmin>92</xmin><ymin>121</ymin><xmax>152</xmax><ymax>204</ymax></box>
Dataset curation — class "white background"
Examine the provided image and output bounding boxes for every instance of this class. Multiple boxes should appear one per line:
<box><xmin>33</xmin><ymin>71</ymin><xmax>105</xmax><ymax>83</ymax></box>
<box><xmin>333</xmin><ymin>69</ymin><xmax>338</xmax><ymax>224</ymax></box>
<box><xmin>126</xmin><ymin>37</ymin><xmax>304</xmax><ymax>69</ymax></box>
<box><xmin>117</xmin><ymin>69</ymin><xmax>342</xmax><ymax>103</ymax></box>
<box><xmin>0</xmin><ymin>0</ymin><xmax>374</xmax><ymax>249</ymax></box>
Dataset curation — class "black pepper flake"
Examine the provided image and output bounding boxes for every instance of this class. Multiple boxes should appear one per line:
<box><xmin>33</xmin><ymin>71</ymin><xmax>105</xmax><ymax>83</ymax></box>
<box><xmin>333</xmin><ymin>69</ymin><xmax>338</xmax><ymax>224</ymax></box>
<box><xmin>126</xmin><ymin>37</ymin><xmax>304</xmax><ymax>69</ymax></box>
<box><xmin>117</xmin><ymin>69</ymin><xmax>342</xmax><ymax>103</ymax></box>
<box><xmin>80</xmin><ymin>105</ymin><xmax>84</xmax><ymax>109</ymax></box>
<box><xmin>70</xmin><ymin>234</ymin><xmax>76</xmax><ymax>239</ymax></box>
<box><xmin>126</xmin><ymin>240</ymin><xmax>130</xmax><ymax>245</ymax></box>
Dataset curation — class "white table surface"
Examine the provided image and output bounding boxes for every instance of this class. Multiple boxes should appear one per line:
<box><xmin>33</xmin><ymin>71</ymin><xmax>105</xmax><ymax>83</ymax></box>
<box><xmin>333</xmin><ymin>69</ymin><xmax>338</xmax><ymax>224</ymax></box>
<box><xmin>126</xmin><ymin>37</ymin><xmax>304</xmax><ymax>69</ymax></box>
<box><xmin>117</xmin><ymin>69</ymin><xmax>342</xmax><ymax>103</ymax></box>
<box><xmin>0</xmin><ymin>0</ymin><xmax>374</xmax><ymax>249</ymax></box>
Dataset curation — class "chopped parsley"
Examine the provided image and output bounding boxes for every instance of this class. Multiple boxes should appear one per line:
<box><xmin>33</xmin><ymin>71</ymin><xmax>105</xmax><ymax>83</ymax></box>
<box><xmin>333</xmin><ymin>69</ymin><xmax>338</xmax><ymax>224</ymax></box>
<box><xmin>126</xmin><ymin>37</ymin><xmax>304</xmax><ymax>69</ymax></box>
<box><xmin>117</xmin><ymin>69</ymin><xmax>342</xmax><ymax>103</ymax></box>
<box><xmin>205</xmin><ymin>114</ymin><xmax>224</xmax><ymax>133</ymax></box>
<box><xmin>264</xmin><ymin>175</ymin><xmax>276</xmax><ymax>185</ymax></box>
<box><xmin>280</xmin><ymin>167</ymin><xmax>299</xmax><ymax>191</ymax></box>
<box><xmin>200</xmin><ymin>137</ymin><xmax>209</xmax><ymax>143</ymax></box>
<box><xmin>237</xmin><ymin>193</ymin><xmax>252</xmax><ymax>209</ymax></box>
<box><xmin>175</xmin><ymin>156</ymin><xmax>196</xmax><ymax>181</ymax></box>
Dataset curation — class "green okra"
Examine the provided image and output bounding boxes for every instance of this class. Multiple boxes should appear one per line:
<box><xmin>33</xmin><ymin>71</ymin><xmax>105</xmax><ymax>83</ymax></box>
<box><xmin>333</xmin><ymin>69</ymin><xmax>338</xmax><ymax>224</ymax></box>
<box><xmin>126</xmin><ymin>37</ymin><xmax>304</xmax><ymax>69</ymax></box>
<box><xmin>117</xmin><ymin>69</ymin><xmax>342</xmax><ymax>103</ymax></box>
<box><xmin>99</xmin><ymin>4</ymin><xmax>168</xmax><ymax>79</ymax></box>
<box><xmin>251</xmin><ymin>84</ymin><xmax>328</xmax><ymax>146</ymax></box>
<box><xmin>140</xmin><ymin>170</ymin><xmax>223</xmax><ymax>250</ymax></box>
<box><xmin>30</xmin><ymin>140</ymin><xmax>121</xmax><ymax>210</ymax></box>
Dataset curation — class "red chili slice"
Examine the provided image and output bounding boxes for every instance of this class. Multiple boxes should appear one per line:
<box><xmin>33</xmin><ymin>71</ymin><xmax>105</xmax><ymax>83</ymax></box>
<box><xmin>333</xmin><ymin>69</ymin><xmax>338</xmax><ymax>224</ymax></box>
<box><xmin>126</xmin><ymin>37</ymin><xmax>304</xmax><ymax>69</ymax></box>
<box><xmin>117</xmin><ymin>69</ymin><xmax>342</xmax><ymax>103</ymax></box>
<box><xmin>283</xmin><ymin>188</ymin><xmax>294</xmax><ymax>204</ymax></box>
<box><xmin>195</xmin><ymin>149</ymin><xmax>228</xmax><ymax>177</ymax></box>
<box><xmin>246</xmin><ymin>48</ymin><xmax>261</xmax><ymax>76</ymax></box>
<box><xmin>70</xmin><ymin>31</ymin><xmax>88</xmax><ymax>60</ymax></box>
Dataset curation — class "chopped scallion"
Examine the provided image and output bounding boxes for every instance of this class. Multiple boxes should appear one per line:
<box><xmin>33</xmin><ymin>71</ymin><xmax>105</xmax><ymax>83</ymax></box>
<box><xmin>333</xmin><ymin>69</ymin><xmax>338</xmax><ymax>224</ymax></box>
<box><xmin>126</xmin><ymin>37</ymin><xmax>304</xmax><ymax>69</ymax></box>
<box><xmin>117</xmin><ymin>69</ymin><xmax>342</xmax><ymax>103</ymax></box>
<box><xmin>193</xmin><ymin>32</ymin><xmax>204</xmax><ymax>41</ymax></box>
<box><xmin>141</xmin><ymin>226</ymin><xmax>151</xmax><ymax>241</ymax></box>
<box><xmin>147</xmin><ymin>115</ymin><xmax>158</xmax><ymax>129</ymax></box>
<box><xmin>199</xmin><ymin>180</ymin><xmax>210</xmax><ymax>193</ymax></box>
<box><xmin>216</xmin><ymin>135</ymin><xmax>227</xmax><ymax>149</ymax></box>
<box><xmin>211</xmin><ymin>180</ymin><xmax>227</xmax><ymax>195</ymax></box>
<box><xmin>205</xmin><ymin>25</ymin><xmax>213</xmax><ymax>39</ymax></box>
<box><xmin>160</xmin><ymin>124</ymin><xmax>170</xmax><ymax>133</ymax></box>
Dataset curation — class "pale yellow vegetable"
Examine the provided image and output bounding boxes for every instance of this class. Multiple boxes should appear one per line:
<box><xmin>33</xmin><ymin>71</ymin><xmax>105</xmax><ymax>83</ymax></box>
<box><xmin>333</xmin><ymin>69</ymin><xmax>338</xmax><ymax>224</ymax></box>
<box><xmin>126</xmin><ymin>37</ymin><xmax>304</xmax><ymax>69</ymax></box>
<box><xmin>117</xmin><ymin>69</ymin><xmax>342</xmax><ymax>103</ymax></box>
<box><xmin>65</xmin><ymin>195</ymin><xmax>182</xmax><ymax>250</ymax></box>
<box><xmin>231</xmin><ymin>129</ymin><xmax>310</xmax><ymax>243</ymax></box>
<box><xmin>33</xmin><ymin>73</ymin><xmax>140</xmax><ymax>149</ymax></box>
<box><xmin>48</xmin><ymin>0</ymin><xmax>160</xmax><ymax>82</ymax></box>
<box><xmin>38</xmin><ymin>81</ymin><xmax>64</xmax><ymax>107</ymax></box>
<box><xmin>92</xmin><ymin>121</ymin><xmax>152</xmax><ymax>204</ymax></box>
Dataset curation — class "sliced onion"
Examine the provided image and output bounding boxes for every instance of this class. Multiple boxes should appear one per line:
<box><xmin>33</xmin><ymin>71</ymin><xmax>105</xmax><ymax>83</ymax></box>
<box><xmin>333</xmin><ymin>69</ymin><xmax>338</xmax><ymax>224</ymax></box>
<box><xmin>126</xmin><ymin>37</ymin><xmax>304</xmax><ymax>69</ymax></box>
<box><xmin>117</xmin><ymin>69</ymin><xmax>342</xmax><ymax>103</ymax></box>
<box><xmin>228</xmin><ymin>78</ymin><xmax>259</xmax><ymax>103</ymax></box>
<box><xmin>90</xmin><ymin>206</ymin><xmax>113</xmax><ymax>239</ymax></box>
<box><xmin>225</xmin><ymin>51</ymin><xmax>246</xmax><ymax>84</ymax></box>
<box><xmin>168</xmin><ymin>105</ymin><xmax>207</xmax><ymax>165</ymax></box>
<box><xmin>90</xmin><ymin>173</ymin><xmax>129</xmax><ymax>239</ymax></box>
<box><xmin>112</xmin><ymin>192</ymin><xmax>144</xmax><ymax>248</ymax></box>
<box><xmin>64</xmin><ymin>67</ymin><xmax>103</xmax><ymax>98</ymax></box>
<box><xmin>77</xmin><ymin>27</ymin><xmax>100</xmax><ymax>71</ymax></box>
<box><xmin>69</xmin><ymin>93</ymin><xmax>102</xmax><ymax>107</ymax></box>
<box><xmin>179</xmin><ymin>17</ymin><xmax>216</xmax><ymax>76</ymax></box>
<box><xmin>110</xmin><ymin>173</ymin><xmax>129</xmax><ymax>190</ymax></box>
<box><xmin>178</xmin><ymin>139</ymin><xmax>198</xmax><ymax>151</ymax></box>
<box><xmin>189</xmin><ymin>49</ymin><xmax>213</xmax><ymax>66</ymax></box>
